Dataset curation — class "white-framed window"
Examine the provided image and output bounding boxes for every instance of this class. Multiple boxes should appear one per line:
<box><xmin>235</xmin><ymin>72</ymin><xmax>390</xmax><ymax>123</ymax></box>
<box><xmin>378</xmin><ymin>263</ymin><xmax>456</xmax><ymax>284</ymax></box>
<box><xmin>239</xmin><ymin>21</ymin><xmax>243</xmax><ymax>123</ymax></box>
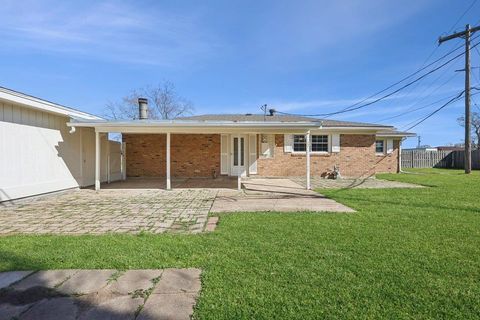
<box><xmin>312</xmin><ymin>135</ymin><xmax>329</xmax><ymax>152</ymax></box>
<box><xmin>293</xmin><ymin>135</ymin><xmax>307</xmax><ymax>152</ymax></box>
<box><xmin>293</xmin><ymin>134</ymin><xmax>329</xmax><ymax>153</ymax></box>
<box><xmin>375</xmin><ymin>140</ymin><xmax>385</xmax><ymax>154</ymax></box>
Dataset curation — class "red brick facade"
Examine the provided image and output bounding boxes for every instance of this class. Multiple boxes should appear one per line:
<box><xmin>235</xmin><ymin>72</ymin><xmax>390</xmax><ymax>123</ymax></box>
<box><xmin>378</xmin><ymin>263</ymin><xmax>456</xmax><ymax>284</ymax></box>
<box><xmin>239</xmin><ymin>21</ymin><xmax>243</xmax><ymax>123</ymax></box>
<box><xmin>123</xmin><ymin>133</ymin><xmax>398</xmax><ymax>178</ymax></box>
<box><xmin>256</xmin><ymin>134</ymin><xmax>399</xmax><ymax>178</ymax></box>
<box><xmin>123</xmin><ymin>134</ymin><xmax>220</xmax><ymax>177</ymax></box>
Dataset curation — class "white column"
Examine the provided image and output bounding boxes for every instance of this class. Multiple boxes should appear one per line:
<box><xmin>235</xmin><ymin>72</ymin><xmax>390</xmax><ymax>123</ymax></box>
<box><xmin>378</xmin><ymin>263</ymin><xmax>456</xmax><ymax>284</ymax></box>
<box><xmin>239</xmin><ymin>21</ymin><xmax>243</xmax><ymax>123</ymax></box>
<box><xmin>166</xmin><ymin>132</ymin><xmax>171</xmax><ymax>190</ymax></box>
<box><xmin>306</xmin><ymin>131</ymin><xmax>311</xmax><ymax>190</ymax></box>
<box><xmin>95</xmin><ymin>131</ymin><xmax>101</xmax><ymax>191</ymax></box>
<box><xmin>106</xmin><ymin>136</ymin><xmax>110</xmax><ymax>184</ymax></box>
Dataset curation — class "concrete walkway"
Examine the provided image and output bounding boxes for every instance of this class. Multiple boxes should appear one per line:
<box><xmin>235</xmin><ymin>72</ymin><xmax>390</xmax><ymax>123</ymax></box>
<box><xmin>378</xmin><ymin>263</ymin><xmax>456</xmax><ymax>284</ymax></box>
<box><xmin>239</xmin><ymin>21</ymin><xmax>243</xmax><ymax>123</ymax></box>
<box><xmin>211</xmin><ymin>178</ymin><xmax>354</xmax><ymax>213</ymax></box>
<box><xmin>0</xmin><ymin>269</ymin><xmax>201</xmax><ymax>320</ymax></box>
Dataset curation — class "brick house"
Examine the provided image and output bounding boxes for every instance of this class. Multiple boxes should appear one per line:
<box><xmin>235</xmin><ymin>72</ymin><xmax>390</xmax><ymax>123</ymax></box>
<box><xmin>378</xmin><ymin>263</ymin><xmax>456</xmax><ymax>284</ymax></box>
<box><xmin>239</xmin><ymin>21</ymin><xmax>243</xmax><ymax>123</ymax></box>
<box><xmin>68</xmin><ymin>103</ymin><xmax>414</xmax><ymax>191</ymax></box>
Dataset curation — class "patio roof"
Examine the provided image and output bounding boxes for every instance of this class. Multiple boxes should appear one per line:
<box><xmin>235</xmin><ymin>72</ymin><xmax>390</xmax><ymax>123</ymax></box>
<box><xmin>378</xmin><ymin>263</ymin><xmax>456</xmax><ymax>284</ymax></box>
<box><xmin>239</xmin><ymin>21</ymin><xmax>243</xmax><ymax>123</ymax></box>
<box><xmin>67</xmin><ymin>117</ymin><xmax>396</xmax><ymax>134</ymax></box>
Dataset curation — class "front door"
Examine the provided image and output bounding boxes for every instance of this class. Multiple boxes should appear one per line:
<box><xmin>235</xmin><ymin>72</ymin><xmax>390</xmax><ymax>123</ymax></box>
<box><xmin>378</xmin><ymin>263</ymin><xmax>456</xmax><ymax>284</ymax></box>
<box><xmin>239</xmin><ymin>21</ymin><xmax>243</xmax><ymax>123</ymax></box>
<box><xmin>230</xmin><ymin>135</ymin><xmax>246</xmax><ymax>176</ymax></box>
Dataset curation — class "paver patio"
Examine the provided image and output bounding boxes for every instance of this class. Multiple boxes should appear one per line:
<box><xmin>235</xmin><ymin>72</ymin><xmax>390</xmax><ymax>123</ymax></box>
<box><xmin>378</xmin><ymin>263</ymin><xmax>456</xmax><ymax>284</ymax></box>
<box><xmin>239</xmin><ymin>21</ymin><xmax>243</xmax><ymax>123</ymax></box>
<box><xmin>0</xmin><ymin>268</ymin><xmax>201</xmax><ymax>320</ymax></box>
<box><xmin>0</xmin><ymin>189</ymin><xmax>216</xmax><ymax>235</ymax></box>
<box><xmin>0</xmin><ymin>177</ymin><xmax>410</xmax><ymax>235</ymax></box>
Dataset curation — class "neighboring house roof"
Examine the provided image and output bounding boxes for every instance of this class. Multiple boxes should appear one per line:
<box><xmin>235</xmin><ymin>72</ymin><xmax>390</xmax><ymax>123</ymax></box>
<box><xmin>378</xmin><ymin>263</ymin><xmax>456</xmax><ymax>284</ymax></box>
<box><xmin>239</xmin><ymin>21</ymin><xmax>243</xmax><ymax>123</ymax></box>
<box><xmin>0</xmin><ymin>86</ymin><xmax>102</xmax><ymax>120</ymax></box>
<box><xmin>178</xmin><ymin>114</ymin><xmax>390</xmax><ymax>128</ymax></box>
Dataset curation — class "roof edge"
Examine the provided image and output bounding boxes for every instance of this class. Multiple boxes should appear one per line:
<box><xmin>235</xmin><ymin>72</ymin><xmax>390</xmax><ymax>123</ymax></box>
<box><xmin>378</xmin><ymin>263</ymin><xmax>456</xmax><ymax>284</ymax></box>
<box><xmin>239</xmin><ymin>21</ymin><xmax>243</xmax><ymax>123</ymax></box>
<box><xmin>0</xmin><ymin>86</ymin><xmax>103</xmax><ymax>120</ymax></box>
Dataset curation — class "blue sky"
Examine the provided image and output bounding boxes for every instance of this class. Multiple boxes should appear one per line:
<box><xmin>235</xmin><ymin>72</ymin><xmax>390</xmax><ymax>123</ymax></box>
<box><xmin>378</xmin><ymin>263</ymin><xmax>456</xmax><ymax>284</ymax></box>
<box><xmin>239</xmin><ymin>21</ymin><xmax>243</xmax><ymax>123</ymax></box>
<box><xmin>1</xmin><ymin>0</ymin><xmax>479</xmax><ymax>148</ymax></box>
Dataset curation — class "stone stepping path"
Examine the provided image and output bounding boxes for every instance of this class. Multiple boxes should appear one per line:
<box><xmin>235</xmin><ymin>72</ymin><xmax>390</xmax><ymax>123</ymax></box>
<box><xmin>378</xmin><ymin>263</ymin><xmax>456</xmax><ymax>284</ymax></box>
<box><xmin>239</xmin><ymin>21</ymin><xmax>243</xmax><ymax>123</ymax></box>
<box><xmin>0</xmin><ymin>269</ymin><xmax>201</xmax><ymax>320</ymax></box>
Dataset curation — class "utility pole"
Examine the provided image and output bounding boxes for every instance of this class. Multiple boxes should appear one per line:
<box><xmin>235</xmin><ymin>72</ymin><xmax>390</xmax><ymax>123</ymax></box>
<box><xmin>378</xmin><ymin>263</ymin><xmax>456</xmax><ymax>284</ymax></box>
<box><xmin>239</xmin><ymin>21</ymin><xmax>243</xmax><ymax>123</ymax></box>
<box><xmin>439</xmin><ymin>24</ymin><xmax>480</xmax><ymax>173</ymax></box>
<box><xmin>417</xmin><ymin>136</ymin><xmax>422</xmax><ymax>149</ymax></box>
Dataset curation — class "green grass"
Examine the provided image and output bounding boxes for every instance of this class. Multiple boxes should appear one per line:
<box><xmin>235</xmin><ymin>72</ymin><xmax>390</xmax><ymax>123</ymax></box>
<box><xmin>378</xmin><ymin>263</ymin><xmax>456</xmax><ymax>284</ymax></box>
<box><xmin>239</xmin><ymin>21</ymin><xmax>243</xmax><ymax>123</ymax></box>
<box><xmin>1</xmin><ymin>169</ymin><xmax>480</xmax><ymax>319</ymax></box>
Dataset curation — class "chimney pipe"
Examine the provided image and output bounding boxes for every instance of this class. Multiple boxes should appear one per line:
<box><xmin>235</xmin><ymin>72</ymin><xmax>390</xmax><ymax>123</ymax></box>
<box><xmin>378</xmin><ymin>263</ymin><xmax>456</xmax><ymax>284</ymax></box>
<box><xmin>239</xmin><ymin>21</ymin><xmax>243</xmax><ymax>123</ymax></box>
<box><xmin>138</xmin><ymin>98</ymin><xmax>148</xmax><ymax>120</ymax></box>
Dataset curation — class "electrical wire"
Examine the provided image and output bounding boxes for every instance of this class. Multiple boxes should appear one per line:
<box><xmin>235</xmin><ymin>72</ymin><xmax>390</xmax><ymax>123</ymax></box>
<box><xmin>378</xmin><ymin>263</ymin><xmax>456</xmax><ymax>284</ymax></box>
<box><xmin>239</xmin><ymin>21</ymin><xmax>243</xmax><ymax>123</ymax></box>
<box><xmin>276</xmin><ymin>38</ymin><xmax>480</xmax><ymax>118</ymax></box>
<box><xmin>377</xmin><ymin>64</ymin><xmax>461</xmax><ymax>122</ymax></box>
<box><xmin>403</xmin><ymin>90</ymin><xmax>465</xmax><ymax>131</ymax></box>
<box><xmin>447</xmin><ymin>0</ymin><xmax>478</xmax><ymax>34</ymax></box>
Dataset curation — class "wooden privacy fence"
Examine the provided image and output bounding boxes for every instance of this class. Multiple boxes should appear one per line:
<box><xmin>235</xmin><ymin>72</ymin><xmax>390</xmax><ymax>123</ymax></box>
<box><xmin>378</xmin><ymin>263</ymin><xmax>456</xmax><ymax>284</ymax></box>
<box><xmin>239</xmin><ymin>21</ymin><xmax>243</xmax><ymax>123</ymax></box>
<box><xmin>401</xmin><ymin>149</ymin><xmax>480</xmax><ymax>169</ymax></box>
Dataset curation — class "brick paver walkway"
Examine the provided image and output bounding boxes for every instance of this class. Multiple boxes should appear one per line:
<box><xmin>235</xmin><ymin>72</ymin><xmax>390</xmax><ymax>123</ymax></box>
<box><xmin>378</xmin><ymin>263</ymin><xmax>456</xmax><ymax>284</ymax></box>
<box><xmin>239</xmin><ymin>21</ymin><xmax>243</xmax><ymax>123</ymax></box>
<box><xmin>0</xmin><ymin>189</ymin><xmax>216</xmax><ymax>235</ymax></box>
<box><xmin>0</xmin><ymin>269</ymin><xmax>201</xmax><ymax>320</ymax></box>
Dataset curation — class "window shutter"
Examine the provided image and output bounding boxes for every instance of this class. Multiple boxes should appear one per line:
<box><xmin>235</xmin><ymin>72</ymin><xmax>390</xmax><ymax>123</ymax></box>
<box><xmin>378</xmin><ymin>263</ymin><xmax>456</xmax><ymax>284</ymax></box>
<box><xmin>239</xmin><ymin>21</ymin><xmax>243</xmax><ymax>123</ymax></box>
<box><xmin>249</xmin><ymin>134</ymin><xmax>257</xmax><ymax>174</ymax></box>
<box><xmin>386</xmin><ymin>139</ymin><xmax>394</xmax><ymax>154</ymax></box>
<box><xmin>331</xmin><ymin>134</ymin><xmax>340</xmax><ymax>153</ymax></box>
<box><xmin>284</xmin><ymin>134</ymin><xmax>293</xmax><ymax>153</ymax></box>
<box><xmin>220</xmin><ymin>134</ymin><xmax>229</xmax><ymax>174</ymax></box>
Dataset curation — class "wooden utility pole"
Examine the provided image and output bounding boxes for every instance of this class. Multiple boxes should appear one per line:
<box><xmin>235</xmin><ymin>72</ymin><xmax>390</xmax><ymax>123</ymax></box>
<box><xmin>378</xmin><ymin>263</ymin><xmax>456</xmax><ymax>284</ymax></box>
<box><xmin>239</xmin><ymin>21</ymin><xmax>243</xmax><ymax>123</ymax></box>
<box><xmin>439</xmin><ymin>24</ymin><xmax>480</xmax><ymax>173</ymax></box>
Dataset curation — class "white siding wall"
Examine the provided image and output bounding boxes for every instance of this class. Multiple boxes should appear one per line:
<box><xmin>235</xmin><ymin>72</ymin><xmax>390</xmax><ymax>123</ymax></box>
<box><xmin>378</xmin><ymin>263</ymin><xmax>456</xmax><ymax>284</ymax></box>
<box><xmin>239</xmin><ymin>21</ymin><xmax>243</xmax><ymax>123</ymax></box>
<box><xmin>0</xmin><ymin>100</ymin><xmax>113</xmax><ymax>201</ymax></box>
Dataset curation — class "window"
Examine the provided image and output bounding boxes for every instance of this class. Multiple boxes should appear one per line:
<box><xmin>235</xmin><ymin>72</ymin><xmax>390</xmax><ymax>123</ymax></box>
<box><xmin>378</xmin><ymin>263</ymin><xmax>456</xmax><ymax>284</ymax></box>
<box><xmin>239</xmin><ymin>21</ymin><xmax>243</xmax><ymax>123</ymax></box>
<box><xmin>293</xmin><ymin>135</ymin><xmax>329</xmax><ymax>152</ymax></box>
<box><xmin>312</xmin><ymin>135</ymin><xmax>328</xmax><ymax>152</ymax></box>
<box><xmin>293</xmin><ymin>135</ymin><xmax>306</xmax><ymax>152</ymax></box>
<box><xmin>375</xmin><ymin>140</ymin><xmax>385</xmax><ymax>154</ymax></box>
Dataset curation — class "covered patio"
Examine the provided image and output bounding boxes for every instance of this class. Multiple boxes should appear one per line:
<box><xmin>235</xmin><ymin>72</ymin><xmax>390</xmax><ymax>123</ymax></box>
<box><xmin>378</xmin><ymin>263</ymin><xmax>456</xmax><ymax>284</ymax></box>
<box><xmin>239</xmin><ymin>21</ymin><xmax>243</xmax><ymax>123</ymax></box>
<box><xmin>67</xmin><ymin>117</ymin><xmax>321</xmax><ymax>191</ymax></box>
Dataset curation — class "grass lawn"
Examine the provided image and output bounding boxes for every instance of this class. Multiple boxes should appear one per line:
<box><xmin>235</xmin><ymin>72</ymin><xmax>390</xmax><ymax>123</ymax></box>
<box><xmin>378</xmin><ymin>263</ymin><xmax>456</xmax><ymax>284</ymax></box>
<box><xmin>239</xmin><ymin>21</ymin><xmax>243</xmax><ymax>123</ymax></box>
<box><xmin>1</xmin><ymin>169</ymin><xmax>479</xmax><ymax>319</ymax></box>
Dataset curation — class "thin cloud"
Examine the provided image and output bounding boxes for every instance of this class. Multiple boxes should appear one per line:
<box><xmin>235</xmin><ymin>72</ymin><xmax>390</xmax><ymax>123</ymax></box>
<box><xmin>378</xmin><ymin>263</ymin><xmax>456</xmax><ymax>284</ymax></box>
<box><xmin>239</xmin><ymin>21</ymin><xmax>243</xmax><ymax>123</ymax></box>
<box><xmin>0</xmin><ymin>0</ymin><xmax>221</xmax><ymax>67</ymax></box>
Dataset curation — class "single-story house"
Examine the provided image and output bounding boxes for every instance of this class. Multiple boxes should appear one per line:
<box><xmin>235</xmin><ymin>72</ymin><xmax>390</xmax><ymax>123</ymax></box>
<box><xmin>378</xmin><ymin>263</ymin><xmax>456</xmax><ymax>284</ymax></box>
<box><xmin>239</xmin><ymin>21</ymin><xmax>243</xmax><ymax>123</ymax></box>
<box><xmin>0</xmin><ymin>87</ymin><xmax>123</xmax><ymax>201</ymax></box>
<box><xmin>1</xmin><ymin>89</ymin><xmax>414</xmax><ymax>201</ymax></box>
<box><xmin>67</xmin><ymin>99</ymin><xmax>414</xmax><ymax>191</ymax></box>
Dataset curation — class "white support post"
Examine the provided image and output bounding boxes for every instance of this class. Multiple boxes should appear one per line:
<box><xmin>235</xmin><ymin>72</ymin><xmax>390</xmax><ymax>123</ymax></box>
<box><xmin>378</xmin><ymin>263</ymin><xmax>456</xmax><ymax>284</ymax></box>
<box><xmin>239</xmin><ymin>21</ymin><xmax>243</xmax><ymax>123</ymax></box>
<box><xmin>106</xmin><ymin>136</ymin><xmax>111</xmax><ymax>184</ymax></box>
<box><xmin>95</xmin><ymin>131</ymin><xmax>101</xmax><ymax>191</ymax></box>
<box><xmin>306</xmin><ymin>131</ymin><xmax>311</xmax><ymax>190</ymax></box>
<box><xmin>166</xmin><ymin>132</ymin><xmax>171</xmax><ymax>190</ymax></box>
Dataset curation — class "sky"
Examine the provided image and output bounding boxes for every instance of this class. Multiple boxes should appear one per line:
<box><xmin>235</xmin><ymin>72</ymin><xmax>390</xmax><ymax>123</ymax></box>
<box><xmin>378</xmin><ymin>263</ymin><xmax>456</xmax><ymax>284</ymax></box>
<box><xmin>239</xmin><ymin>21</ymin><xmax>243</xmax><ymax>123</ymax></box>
<box><xmin>1</xmin><ymin>0</ymin><xmax>479</xmax><ymax>148</ymax></box>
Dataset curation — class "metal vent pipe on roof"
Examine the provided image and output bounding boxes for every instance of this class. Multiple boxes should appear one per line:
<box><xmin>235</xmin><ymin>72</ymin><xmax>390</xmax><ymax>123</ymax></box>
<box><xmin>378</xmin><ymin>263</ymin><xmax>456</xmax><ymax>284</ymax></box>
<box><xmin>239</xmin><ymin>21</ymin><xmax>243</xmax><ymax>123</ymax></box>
<box><xmin>138</xmin><ymin>98</ymin><xmax>148</xmax><ymax>120</ymax></box>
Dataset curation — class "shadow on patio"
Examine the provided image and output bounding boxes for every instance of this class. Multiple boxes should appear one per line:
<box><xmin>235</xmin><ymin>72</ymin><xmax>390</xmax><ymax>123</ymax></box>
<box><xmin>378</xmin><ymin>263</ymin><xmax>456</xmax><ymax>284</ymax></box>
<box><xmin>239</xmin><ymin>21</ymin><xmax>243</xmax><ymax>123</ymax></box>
<box><xmin>97</xmin><ymin>177</ymin><xmax>238</xmax><ymax>190</ymax></box>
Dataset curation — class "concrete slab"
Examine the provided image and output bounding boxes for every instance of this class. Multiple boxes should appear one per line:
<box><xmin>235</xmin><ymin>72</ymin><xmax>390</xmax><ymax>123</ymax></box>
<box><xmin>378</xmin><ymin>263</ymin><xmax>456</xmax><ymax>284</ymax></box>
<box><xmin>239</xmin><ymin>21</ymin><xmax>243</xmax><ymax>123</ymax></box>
<box><xmin>153</xmin><ymin>269</ymin><xmax>201</xmax><ymax>294</ymax></box>
<box><xmin>0</xmin><ymin>303</ymin><xmax>33</xmax><ymax>320</ymax></box>
<box><xmin>78</xmin><ymin>295</ymin><xmax>144</xmax><ymax>320</ymax></box>
<box><xmin>137</xmin><ymin>293</ymin><xmax>198</xmax><ymax>320</ymax></box>
<box><xmin>13</xmin><ymin>270</ymin><xmax>78</xmax><ymax>290</ymax></box>
<box><xmin>0</xmin><ymin>271</ymin><xmax>33</xmax><ymax>289</ymax></box>
<box><xmin>108</xmin><ymin>270</ymin><xmax>164</xmax><ymax>295</ymax></box>
<box><xmin>0</xmin><ymin>268</ymin><xmax>201</xmax><ymax>320</ymax></box>
<box><xmin>21</xmin><ymin>297</ymin><xmax>78</xmax><ymax>320</ymax></box>
<box><xmin>57</xmin><ymin>270</ymin><xmax>116</xmax><ymax>295</ymax></box>
<box><xmin>212</xmin><ymin>178</ymin><xmax>354</xmax><ymax>213</ymax></box>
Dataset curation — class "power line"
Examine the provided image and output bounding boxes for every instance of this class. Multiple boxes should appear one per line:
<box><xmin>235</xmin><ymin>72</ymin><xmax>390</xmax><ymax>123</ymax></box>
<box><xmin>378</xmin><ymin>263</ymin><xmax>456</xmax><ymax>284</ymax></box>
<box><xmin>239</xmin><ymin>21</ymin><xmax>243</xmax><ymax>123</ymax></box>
<box><xmin>378</xmin><ymin>87</ymin><xmax>460</xmax><ymax>123</ymax></box>
<box><xmin>377</xmin><ymin>65</ymin><xmax>461</xmax><ymax>122</ymax></box>
<box><xmin>404</xmin><ymin>90</ymin><xmax>480</xmax><ymax>131</ymax></box>
<box><xmin>403</xmin><ymin>90</ymin><xmax>465</xmax><ymax>131</ymax></box>
<box><xmin>277</xmin><ymin>43</ymin><xmax>477</xmax><ymax>118</ymax></box>
<box><xmin>277</xmin><ymin>38</ymin><xmax>480</xmax><ymax>118</ymax></box>
<box><xmin>447</xmin><ymin>0</ymin><xmax>478</xmax><ymax>34</ymax></box>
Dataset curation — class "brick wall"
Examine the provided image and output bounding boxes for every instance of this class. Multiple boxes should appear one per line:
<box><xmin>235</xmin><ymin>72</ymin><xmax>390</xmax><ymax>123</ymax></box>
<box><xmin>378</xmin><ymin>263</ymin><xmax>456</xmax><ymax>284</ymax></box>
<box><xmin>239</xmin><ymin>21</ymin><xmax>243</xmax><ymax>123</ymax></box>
<box><xmin>123</xmin><ymin>134</ymin><xmax>220</xmax><ymax>177</ymax></box>
<box><xmin>374</xmin><ymin>140</ymin><xmax>400</xmax><ymax>174</ymax></box>
<box><xmin>257</xmin><ymin>134</ymin><xmax>399</xmax><ymax>178</ymax></box>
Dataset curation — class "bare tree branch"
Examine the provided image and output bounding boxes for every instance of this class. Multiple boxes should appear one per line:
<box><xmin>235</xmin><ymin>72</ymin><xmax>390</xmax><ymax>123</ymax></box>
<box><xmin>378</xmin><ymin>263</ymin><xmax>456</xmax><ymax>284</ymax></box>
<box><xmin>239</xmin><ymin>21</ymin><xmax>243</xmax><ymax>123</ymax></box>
<box><xmin>102</xmin><ymin>81</ymin><xmax>194</xmax><ymax>120</ymax></box>
<box><xmin>457</xmin><ymin>111</ymin><xmax>480</xmax><ymax>149</ymax></box>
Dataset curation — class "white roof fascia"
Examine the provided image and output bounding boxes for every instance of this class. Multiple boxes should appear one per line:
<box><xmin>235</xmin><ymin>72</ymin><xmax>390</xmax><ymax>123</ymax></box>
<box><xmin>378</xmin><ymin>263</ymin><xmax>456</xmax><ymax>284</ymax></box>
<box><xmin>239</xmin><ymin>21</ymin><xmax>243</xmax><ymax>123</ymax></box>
<box><xmin>0</xmin><ymin>88</ymin><xmax>102</xmax><ymax>120</ymax></box>
<box><xmin>376</xmin><ymin>132</ymin><xmax>416</xmax><ymax>138</ymax></box>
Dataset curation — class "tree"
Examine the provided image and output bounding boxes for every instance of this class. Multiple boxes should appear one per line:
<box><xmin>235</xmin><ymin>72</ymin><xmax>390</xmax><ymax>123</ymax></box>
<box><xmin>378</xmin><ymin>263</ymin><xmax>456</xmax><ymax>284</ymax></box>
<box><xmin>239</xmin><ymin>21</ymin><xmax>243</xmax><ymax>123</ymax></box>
<box><xmin>104</xmin><ymin>81</ymin><xmax>194</xmax><ymax>120</ymax></box>
<box><xmin>457</xmin><ymin>112</ymin><xmax>480</xmax><ymax>149</ymax></box>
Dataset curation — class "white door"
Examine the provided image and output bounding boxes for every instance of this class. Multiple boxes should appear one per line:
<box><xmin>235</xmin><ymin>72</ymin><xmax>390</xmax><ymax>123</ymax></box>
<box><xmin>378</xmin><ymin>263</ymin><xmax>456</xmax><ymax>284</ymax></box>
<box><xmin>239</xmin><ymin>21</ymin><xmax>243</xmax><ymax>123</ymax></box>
<box><xmin>230</xmin><ymin>135</ymin><xmax>246</xmax><ymax>176</ymax></box>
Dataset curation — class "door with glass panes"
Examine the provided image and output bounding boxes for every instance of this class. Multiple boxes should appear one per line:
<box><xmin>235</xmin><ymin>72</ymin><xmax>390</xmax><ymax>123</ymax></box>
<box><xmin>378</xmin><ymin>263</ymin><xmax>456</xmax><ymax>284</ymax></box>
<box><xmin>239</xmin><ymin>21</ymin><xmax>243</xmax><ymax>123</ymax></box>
<box><xmin>230</xmin><ymin>135</ymin><xmax>246</xmax><ymax>176</ymax></box>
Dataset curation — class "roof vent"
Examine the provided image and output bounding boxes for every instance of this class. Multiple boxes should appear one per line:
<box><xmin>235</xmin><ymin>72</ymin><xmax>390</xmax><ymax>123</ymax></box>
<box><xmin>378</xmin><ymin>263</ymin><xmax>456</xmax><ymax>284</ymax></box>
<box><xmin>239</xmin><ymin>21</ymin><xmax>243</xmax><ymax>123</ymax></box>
<box><xmin>268</xmin><ymin>108</ymin><xmax>276</xmax><ymax>116</ymax></box>
<box><xmin>138</xmin><ymin>98</ymin><xmax>148</xmax><ymax>120</ymax></box>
